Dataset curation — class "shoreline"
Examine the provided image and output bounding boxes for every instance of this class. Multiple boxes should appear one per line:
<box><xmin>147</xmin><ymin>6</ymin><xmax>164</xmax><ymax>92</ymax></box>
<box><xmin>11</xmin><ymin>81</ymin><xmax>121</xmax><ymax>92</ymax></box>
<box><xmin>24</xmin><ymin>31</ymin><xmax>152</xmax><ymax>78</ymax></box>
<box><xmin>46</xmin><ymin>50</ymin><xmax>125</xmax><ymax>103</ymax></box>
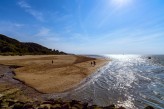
<box><xmin>0</xmin><ymin>58</ymin><xmax>108</xmax><ymax>102</ymax></box>
<box><xmin>0</xmin><ymin>65</ymin><xmax>44</xmax><ymax>101</ymax></box>
<box><xmin>0</xmin><ymin>55</ymin><xmax>109</xmax><ymax>94</ymax></box>
<box><xmin>44</xmin><ymin>62</ymin><xmax>109</xmax><ymax>100</ymax></box>
<box><xmin>0</xmin><ymin>56</ymin><xmax>155</xmax><ymax>109</ymax></box>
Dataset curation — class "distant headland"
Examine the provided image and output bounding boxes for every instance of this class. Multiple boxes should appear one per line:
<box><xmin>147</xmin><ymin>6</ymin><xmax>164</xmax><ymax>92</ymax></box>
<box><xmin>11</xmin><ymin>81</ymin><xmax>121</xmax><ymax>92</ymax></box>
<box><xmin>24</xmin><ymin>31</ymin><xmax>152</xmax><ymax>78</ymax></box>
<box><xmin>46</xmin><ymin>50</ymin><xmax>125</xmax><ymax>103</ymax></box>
<box><xmin>0</xmin><ymin>34</ymin><xmax>66</xmax><ymax>55</ymax></box>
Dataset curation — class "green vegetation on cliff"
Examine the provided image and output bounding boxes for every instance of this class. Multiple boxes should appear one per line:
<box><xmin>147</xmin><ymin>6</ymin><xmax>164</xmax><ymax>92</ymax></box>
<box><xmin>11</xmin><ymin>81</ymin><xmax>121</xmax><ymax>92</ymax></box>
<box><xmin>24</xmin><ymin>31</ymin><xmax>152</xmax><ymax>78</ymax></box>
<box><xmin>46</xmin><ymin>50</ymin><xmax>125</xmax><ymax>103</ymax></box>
<box><xmin>0</xmin><ymin>34</ymin><xmax>66</xmax><ymax>55</ymax></box>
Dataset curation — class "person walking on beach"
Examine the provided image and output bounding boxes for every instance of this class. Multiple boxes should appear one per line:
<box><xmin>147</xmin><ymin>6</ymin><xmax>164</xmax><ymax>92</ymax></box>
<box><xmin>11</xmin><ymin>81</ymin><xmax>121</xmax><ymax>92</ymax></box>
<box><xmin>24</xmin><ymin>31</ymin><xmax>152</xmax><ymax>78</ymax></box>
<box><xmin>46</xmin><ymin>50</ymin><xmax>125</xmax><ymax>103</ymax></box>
<box><xmin>91</xmin><ymin>61</ymin><xmax>93</xmax><ymax>66</ymax></box>
<box><xmin>93</xmin><ymin>61</ymin><xmax>96</xmax><ymax>66</ymax></box>
<box><xmin>52</xmin><ymin>60</ymin><xmax>53</xmax><ymax>64</ymax></box>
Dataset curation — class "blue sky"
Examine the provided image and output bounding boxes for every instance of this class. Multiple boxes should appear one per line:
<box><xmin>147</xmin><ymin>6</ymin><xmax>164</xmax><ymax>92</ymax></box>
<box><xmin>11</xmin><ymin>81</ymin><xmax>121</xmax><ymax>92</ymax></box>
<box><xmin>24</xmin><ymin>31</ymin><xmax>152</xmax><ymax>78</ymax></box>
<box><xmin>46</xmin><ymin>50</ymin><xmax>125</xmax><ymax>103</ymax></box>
<box><xmin>0</xmin><ymin>0</ymin><xmax>164</xmax><ymax>54</ymax></box>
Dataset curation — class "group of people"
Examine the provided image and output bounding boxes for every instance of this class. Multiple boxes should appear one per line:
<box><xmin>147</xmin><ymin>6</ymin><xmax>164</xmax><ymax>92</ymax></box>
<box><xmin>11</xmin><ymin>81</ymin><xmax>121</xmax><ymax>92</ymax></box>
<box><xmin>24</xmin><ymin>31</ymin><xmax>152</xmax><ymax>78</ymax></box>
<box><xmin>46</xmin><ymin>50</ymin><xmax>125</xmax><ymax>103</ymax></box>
<box><xmin>91</xmin><ymin>61</ymin><xmax>96</xmax><ymax>66</ymax></box>
<box><xmin>52</xmin><ymin>60</ymin><xmax>96</xmax><ymax>67</ymax></box>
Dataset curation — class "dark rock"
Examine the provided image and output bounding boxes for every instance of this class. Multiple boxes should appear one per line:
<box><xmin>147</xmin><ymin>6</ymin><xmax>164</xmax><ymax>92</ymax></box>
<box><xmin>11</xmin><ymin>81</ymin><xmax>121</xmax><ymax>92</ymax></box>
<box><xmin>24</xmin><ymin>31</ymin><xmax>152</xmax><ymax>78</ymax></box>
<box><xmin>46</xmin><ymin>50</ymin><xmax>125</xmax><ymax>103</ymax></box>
<box><xmin>43</xmin><ymin>106</ymin><xmax>49</xmax><ymax>109</ymax></box>
<box><xmin>118</xmin><ymin>106</ymin><xmax>126</xmax><ymax>109</ymax></box>
<box><xmin>50</xmin><ymin>107</ymin><xmax>61</xmax><ymax>109</ymax></box>
<box><xmin>70</xmin><ymin>100</ymin><xmax>80</xmax><ymax>107</ymax></box>
<box><xmin>0</xmin><ymin>74</ymin><xmax>4</xmax><ymax>78</ymax></box>
<box><xmin>50</xmin><ymin>104</ymin><xmax>61</xmax><ymax>109</ymax></box>
<box><xmin>0</xmin><ymin>99</ymin><xmax>2</xmax><ymax>104</ymax></box>
<box><xmin>103</xmin><ymin>104</ymin><xmax>115</xmax><ymax>109</ymax></box>
<box><xmin>44</xmin><ymin>99</ymin><xmax>56</xmax><ymax>105</ymax></box>
<box><xmin>12</xmin><ymin>103</ymin><xmax>24</xmax><ymax>109</ymax></box>
<box><xmin>73</xmin><ymin>104</ymin><xmax>83</xmax><ymax>109</ymax></box>
<box><xmin>82</xmin><ymin>103</ymin><xmax>88</xmax><ymax>109</ymax></box>
<box><xmin>0</xmin><ymin>100</ymin><xmax>2</xmax><ymax>108</ymax></box>
<box><xmin>88</xmin><ymin>105</ymin><xmax>101</xmax><ymax>109</ymax></box>
<box><xmin>144</xmin><ymin>106</ymin><xmax>154</xmax><ymax>109</ymax></box>
<box><xmin>55</xmin><ymin>99</ymin><xmax>64</xmax><ymax>105</ymax></box>
<box><xmin>38</xmin><ymin>108</ymin><xmax>44</xmax><ymax>109</ymax></box>
<box><xmin>23</xmin><ymin>103</ymin><xmax>34</xmax><ymax>109</ymax></box>
<box><xmin>61</xmin><ymin>103</ymin><xmax>69</xmax><ymax>109</ymax></box>
<box><xmin>8</xmin><ymin>100</ymin><xmax>16</xmax><ymax>107</ymax></box>
<box><xmin>42</xmin><ymin>101</ymin><xmax>53</xmax><ymax>105</ymax></box>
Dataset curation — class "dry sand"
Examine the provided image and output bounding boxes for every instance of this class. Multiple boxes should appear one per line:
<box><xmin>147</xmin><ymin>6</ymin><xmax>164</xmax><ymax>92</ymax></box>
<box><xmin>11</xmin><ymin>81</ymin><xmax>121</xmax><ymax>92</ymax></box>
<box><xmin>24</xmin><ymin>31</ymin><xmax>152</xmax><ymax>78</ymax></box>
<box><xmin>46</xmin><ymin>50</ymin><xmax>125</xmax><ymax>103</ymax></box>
<box><xmin>0</xmin><ymin>55</ymin><xmax>108</xmax><ymax>93</ymax></box>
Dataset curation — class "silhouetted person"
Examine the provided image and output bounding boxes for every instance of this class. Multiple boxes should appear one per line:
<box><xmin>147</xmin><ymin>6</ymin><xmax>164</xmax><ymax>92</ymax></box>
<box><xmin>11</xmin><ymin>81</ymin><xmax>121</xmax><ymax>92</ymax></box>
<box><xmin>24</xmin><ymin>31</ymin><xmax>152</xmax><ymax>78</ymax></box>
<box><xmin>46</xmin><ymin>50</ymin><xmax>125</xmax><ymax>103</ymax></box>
<box><xmin>93</xmin><ymin>61</ymin><xmax>96</xmax><ymax>66</ymax></box>
<box><xmin>52</xmin><ymin>60</ymin><xmax>53</xmax><ymax>64</ymax></box>
<box><xmin>91</xmin><ymin>62</ymin><xmax>93</xmax><ymax>66</ymax></box>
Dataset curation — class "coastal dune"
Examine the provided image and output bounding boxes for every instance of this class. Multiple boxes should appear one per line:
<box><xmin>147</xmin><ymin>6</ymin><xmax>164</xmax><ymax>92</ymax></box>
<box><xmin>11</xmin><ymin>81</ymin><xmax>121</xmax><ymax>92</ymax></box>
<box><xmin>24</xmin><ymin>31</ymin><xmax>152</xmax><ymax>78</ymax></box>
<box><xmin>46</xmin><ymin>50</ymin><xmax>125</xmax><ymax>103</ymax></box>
<box><xmin>0</xmin><ymin>55</ymin><xmax>107</xmax><ymax>93</ymax></box>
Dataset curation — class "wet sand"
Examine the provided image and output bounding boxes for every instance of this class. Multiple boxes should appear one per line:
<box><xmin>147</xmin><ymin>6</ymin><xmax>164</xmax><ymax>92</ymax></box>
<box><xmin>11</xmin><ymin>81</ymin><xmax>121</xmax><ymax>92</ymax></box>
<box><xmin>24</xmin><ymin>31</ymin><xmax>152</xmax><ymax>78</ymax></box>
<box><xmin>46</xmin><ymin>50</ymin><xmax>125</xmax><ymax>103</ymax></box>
<box><xmin>0</xmin><ymin>55</ymin><xmax>108</xmax><ymax>93</ymax></box>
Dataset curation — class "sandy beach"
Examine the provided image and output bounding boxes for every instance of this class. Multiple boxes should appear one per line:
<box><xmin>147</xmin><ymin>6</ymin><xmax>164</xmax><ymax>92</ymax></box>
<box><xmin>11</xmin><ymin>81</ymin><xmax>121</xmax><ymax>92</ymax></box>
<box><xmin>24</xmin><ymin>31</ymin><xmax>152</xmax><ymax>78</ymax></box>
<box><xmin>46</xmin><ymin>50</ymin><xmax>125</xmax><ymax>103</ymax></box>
<box><xmin>0</xmin><ymin>55</ymin><xmax>108</xmax><ymax>93</ymax></box>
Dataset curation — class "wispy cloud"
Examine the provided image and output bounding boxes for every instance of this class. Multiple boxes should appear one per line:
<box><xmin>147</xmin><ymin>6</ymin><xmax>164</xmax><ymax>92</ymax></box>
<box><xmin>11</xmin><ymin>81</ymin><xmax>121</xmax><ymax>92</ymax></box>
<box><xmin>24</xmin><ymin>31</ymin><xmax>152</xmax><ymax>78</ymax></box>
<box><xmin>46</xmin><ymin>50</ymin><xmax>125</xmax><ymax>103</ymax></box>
<box><xmin>95</xmin><ymin>28</ymin><xmax>164</xmax><ymax>54</ymax></box>
<box><xmin>18</xmin><ymin>0</ymin><xmax>44</xmax><ymax>21</ymax></box>
<box><xmin>0</xmin><ymin>21</ymin><xmax>25</xmax><ymax>32</ymax></box>
<box><xmin>35</xmin><ymin>27</ymin><xmax>51</xmax><ymax>37</ymax></box>
<box><xmin>58</xmin><ymin>27</ymin><xmax>164</xmax><ymax>54</ymax></box>
<box><xmin>18</xmin><ymin>0</ymin><xmax>31</xmax><ymax>8</ymax></box>
<box><xmin>34</xmin><ymin>27</ymin><xmax>60</xmax><ymax>40</ymax></box>
<box><xmin>34</xmin><ymin>27</ymin><xmax>61</xmax><ymax>46</ymax></box>
<box><xmin>0</xmin><ymin>21</ymin><xmax>33</xmax><ymax>41</ymax></box>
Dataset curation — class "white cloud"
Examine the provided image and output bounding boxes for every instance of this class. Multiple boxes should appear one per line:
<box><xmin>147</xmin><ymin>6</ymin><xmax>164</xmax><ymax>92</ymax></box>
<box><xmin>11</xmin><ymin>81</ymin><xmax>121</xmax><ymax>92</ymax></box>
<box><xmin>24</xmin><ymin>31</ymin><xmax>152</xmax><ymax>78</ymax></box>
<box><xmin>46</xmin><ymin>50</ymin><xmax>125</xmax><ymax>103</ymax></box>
<box><xmin>26</xmin><ymin>9</ymin><xmax>44</xmax><ymax>21</ymax></box>
<box><xmin>60</xmin><ymin>28</ymin><xmax>164</xmax><ymax>54</ymax></box>
<box><xmin>34</xmin><ymin>27</ymin><xmax>61</xmax><ymax>44</ymax></box>
<box><xmin>18</xmin><ymin>0</ymin><xmax>31</xmax><ymax>8</ymax></box>
<box><xmin>35</xmin><ymin>27</ymin><xmax>51</xmax><ymax>37</ymax></box>
<box><xmin>18</xmin><ymin>0</ymin><xmax>44</xmax><ymax>21</ymax></box>
<box><xmin>0</xmin><ymin>21</ymin><xmax>34</xmax><ymax>42</ymax></box>
<box><xmin>14</xmin><ymin>23</ymin><xmax>24</xmax><ymax>27</ymax></box>
<box><xmin>0</xmin><ymin>21</ymin><xmax>25</xmax><ymax>31</ymax></box>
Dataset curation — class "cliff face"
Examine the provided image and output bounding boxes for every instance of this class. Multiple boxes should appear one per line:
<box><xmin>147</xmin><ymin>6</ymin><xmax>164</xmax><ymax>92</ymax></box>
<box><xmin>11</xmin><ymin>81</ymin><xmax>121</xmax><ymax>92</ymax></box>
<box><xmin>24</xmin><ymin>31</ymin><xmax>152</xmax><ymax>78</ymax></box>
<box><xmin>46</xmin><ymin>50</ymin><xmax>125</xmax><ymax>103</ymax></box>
<box><xmin>0</xmin><ymin>34</ymin><xmax>66</xmax><ymax>55</ymax></box>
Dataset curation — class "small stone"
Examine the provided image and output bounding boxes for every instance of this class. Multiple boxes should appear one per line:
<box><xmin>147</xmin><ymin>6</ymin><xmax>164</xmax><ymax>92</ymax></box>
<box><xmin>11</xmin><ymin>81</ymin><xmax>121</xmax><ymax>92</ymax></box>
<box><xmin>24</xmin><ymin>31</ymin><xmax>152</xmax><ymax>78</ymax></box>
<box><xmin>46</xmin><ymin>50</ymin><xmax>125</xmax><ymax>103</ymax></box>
<box><xmin>0</xmin><ymin>94</ymin><xmax>4</xmax><ymax>98</ymax></box>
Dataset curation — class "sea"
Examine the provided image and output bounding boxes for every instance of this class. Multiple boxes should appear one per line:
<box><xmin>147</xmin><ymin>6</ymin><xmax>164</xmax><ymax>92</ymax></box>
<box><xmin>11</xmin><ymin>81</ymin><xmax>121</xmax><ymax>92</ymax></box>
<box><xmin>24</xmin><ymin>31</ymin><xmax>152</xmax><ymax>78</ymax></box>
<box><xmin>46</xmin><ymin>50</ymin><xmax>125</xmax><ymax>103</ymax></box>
<box><xmin>64</xmin><ymin>55</ymin><xmax>164</xmax><ymax>109</ymax></box>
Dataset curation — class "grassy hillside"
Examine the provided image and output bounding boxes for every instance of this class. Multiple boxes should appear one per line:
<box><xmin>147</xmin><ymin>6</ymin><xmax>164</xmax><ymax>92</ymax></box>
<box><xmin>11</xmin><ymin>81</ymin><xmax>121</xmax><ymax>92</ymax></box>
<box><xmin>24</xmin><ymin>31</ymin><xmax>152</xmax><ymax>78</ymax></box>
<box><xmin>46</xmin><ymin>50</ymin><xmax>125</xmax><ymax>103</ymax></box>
<box><xmin>0</xmin><ymin>34</ymin><xmax>66</xmax><ymax>55</ymax></box>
